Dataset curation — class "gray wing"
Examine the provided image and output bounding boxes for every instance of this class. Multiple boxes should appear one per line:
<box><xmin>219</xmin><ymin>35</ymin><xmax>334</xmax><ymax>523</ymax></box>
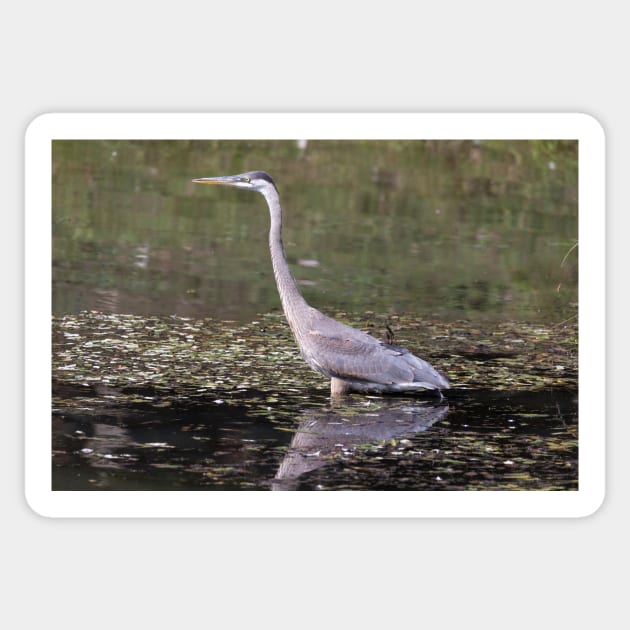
<box><xmin>301</xmin><ymin>317</ymin><xmax>449</xmax><ymax>390</ymax></box>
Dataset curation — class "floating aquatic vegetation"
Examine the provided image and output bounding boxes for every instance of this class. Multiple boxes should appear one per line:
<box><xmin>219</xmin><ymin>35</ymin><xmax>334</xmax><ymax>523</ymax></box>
<box><xmin>52</xmin><ymin>311</ymin><xmax>578</xmax><ymax>491</ymax></box>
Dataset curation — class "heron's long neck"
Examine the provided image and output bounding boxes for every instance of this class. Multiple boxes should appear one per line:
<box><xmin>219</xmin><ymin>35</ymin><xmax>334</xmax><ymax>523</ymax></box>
<box><xmin>263</xmin><ymin>188</ymin><xmax>311</xmax><ymax>334</ymax></box>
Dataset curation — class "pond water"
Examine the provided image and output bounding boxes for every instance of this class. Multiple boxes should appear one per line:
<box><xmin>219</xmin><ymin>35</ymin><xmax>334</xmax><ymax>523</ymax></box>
<box><xmin>51</xmin><ymin>140</ymin><xmax>578</xmax><ymax>491</ymax></box>
<box><xmin>52</xmin><ymin>386</ymin><xmax>576</xmax><ymax>491</ymax></box>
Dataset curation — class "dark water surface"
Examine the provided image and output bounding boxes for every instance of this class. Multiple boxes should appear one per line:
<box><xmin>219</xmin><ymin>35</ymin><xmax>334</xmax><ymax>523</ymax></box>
<box><xmin>52</xmin><ymin>388</ymin><xmax>577</xmax><ymax>491</ymax></box>
<box><xmin>51</xmin><ymin>140</ymin><xmax>578</xmax><ymax>491</ymax></box>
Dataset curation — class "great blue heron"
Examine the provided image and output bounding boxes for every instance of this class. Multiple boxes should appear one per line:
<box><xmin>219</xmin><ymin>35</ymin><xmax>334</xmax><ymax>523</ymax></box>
<box><xmin>192</xmin><ymin>171</ymin><xmax>450</xmax><ymax>398</ymax></box>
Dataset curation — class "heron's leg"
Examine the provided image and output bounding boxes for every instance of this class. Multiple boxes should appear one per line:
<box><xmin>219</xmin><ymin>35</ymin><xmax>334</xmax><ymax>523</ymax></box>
<box><xmin>330</xmin><ymin>377</ymin><xmax>351</xmax><ymax>398</ymax></box>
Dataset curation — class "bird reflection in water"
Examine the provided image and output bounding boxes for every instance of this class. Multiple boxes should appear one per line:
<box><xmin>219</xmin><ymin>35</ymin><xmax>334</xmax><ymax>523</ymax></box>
<box><xmin>271</xmin><ymin>400</ymin><xmax>449</xmax><ymax>490</ymax></box>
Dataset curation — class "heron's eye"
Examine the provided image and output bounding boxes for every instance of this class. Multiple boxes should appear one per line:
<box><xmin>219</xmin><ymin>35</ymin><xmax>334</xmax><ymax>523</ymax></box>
<box><xmin>242</xmin><ymin>177</ymin><xmax>250</xmax><ymax>183</ymax></box>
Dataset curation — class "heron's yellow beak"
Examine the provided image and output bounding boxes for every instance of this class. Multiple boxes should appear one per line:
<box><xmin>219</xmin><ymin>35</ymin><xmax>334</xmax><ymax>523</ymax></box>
<box><xmin>192</xmin><ymin>175</ymin><xmax>243</xmax><ymax>186</ymax></box>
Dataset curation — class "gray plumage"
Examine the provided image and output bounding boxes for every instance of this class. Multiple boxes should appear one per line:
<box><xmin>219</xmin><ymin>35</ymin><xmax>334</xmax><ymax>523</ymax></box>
<box><xmin>193</xmin><ymin>170</ymin><xmax>450</xmax><ymax>398</ymax></box>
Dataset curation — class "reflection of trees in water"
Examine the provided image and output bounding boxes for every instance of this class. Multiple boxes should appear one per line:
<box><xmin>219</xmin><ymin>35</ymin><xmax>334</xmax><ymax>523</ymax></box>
<box><xmin>272</xmin><ymin>402</ymin><xmax>449</xmax><ymax>490</ymax></box>
<box><xmin>52</xmin><ymin>140</ymin><xmax>578</xmax><ymax>322</ymax></box>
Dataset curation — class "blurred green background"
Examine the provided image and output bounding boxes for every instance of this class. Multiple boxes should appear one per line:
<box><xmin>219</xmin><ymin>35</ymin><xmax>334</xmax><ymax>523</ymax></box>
<box><xmin>52</xmin><ymin>139</ymin><xmax>578</xmax><ymax>323</ymax></box>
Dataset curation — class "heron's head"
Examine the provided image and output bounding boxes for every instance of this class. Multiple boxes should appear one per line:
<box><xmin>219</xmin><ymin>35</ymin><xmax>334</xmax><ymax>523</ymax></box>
<box><xmin>192</xmin><ymin>170</ymin><xmax>277</xmax><ymax>193</ymax></box>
